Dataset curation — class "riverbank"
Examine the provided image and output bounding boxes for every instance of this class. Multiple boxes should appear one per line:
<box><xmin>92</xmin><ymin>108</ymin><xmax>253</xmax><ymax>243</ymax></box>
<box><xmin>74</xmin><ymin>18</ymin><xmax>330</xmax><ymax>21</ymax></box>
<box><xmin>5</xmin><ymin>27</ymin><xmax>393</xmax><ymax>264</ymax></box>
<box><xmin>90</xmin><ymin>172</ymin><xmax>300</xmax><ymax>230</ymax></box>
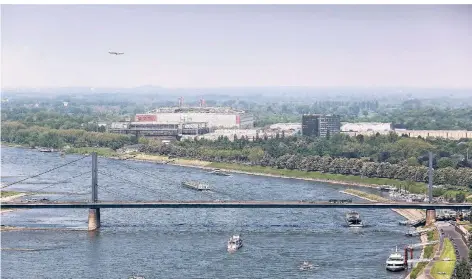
<box><xmin>124</xmin><ymin>153</ymin><xmax>429</xmax><ymax>192</ymax></box>
<box><xmin>0</xmin><ymin>191</ymin><xmax>21</xmax><ymax>198</ymax></box>
<box><xmin>0</xmin><ymin>193</ymin><xmax>26</xmax><ymax>215</ymax></box>
<box><xmin>0</xmin><ymin>193</ymin><xmax>26</xmax><ymax>202</ymax></box>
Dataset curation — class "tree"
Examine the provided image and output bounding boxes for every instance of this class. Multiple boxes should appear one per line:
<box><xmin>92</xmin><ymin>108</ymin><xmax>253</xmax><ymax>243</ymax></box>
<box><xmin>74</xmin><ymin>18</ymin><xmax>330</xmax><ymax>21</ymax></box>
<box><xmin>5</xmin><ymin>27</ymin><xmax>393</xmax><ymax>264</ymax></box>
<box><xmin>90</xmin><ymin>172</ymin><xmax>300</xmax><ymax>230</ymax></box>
<box><xmin>456</xmin><ymin>192</ymin><xmax>466</xmax><ymax>203</ymax></box>
<box><xmin>437</xmin><ymin>157</ymin><xmax>456</xmax><ymax>168</ymax></box>
<box><xmin>452</xmin><ymin>259</ymin><xmax>471</xmax><ymax>279</ymax></box>
<box><xmin>355</xmin><ymin>134</ymin><xmax>364</xmax><ymax>143</ymax></box>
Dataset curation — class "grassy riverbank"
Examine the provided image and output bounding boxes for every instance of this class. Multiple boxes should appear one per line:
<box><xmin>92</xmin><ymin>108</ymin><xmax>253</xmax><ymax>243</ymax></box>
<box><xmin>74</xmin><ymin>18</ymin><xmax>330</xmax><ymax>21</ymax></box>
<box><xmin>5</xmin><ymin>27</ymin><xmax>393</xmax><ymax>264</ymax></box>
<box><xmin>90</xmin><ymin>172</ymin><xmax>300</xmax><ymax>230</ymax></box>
<box><xmin>0</xmin><ymin>191</ymin><xmax>20</xmax><ymax>198</ymax></box>
<box><xmin>431</xmin><ymin>239</ymin><xmax>456</xmax><ymax>279</ymax></box>
<box><xmin>64</xmin><ymin>147</ymin><xmax>118</xmax><ymax>157</ymax></box>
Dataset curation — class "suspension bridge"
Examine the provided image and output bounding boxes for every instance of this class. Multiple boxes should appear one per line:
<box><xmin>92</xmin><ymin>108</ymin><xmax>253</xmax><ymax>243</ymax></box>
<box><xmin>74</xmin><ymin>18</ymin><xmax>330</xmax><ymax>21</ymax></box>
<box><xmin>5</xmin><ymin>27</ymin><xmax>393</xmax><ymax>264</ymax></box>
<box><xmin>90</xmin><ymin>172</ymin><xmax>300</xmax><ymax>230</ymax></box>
<box><xmin>2</xmin><ymin>152</ymin><xmax>471</xmax><ymax>231</ymax></box>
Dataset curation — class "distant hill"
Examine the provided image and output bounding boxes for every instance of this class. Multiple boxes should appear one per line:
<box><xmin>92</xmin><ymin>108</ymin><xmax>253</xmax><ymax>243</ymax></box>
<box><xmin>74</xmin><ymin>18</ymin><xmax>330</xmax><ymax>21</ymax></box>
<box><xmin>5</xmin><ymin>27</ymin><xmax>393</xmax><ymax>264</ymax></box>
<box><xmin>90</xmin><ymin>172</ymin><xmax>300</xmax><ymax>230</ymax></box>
<box><xmin>2</xmin><ymin>86</ymin><xmax>472</xmax><ymax>103</ymax></box>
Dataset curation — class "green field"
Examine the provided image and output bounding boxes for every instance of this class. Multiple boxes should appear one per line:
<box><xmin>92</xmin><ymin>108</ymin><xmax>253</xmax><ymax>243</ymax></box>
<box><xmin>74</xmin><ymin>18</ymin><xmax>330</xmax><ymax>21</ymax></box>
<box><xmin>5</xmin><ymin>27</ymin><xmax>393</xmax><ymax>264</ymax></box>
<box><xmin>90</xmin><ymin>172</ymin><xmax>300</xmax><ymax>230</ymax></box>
<box><xmin>431</xmin><ymin>238</ymin><xmax>456</xmax><ymax>279</ymax></box>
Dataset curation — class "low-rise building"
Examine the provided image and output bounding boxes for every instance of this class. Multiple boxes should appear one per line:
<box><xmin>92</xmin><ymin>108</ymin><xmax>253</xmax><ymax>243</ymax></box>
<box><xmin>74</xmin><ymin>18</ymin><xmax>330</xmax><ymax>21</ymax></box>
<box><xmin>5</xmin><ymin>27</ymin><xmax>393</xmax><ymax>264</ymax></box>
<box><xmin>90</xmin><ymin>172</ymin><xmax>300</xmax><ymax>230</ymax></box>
<box><xmin>341</xmin><ymin>122</ymin><xmax>393</xmax><ymax>133</ymax></box>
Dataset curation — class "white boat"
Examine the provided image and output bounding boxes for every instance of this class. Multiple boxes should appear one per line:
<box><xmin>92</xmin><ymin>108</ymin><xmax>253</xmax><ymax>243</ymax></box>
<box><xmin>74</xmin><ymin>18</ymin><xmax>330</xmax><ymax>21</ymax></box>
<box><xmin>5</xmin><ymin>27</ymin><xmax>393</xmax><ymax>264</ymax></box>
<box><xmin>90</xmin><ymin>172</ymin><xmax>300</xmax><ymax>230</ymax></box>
<box><xmin>385</xmin><ymin>247</ymin><xmax>406</xmax><ymax>272</ymax></box>
<box><xmin>346</xmin><ymin>211</ymin><xmax>364</xmax><ymax>227</ymax></box>
<box><xmin>299</xmin><ymin>261</ymin><xmax>314</xmax><ymax>271</ymax></box>
<box><xmin>208</xmin><ymin>169</ymin><xmax>231</xmax><ymax>176</ymax></box>
<box><xmin>181</xmin><ymin>181</ymin><xmax>210</xmax><ymax>191</ymax></box>
<box><xmin>227</xmin><ymin>235</ymin><xmax>243</xmax><ymax>252</ymax></box>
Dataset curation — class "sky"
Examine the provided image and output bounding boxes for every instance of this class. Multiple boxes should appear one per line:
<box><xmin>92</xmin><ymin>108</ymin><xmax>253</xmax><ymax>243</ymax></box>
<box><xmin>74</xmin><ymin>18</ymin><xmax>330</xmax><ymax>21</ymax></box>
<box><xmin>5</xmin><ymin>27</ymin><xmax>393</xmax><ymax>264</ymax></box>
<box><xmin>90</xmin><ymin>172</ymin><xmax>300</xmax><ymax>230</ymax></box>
<box><xmin>1</xmin><ymin>5</ymin><xmax>471</xmax><ymax>89</ymax></box>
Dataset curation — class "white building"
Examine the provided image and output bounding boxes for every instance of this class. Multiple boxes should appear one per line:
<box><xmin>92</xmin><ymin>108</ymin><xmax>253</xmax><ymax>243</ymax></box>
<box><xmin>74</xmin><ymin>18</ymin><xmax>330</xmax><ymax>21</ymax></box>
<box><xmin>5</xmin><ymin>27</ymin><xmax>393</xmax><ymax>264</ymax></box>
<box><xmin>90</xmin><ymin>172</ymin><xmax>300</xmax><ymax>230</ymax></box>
<box><xmin>341</xmin><ymin>122</ymin><xmax>393</xmax><ymax>132</ymax></box>
<box><xmin>269</xmin><ymin>123</ymin><xmax>302</xmax><ymax>131</ymax></box>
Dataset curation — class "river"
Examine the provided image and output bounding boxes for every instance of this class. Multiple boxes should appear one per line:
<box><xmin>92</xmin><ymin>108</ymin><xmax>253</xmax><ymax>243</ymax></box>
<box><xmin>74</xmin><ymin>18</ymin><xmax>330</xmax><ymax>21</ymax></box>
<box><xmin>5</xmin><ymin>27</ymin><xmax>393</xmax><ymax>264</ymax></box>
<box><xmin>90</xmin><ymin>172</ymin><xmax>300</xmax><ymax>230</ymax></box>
<box><xmin>1</xmin><ymin>147</ymin><xmax>419</xmax><ymax>279</ymax></box>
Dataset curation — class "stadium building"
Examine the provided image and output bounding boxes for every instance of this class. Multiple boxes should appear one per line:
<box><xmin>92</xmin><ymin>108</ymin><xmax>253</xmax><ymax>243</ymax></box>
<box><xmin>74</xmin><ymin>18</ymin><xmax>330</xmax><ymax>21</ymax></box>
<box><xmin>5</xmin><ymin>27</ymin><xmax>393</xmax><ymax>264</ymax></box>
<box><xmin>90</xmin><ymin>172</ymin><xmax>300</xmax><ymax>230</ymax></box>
<box><xmin>109</xmin><ymin>101</ymin><xmax>254</xmax><ymax>140</ymax></box>
<box><xmin>135</xmin><ymin>106</ymin><xmax>254</xmax><ymax>129</ymax></box>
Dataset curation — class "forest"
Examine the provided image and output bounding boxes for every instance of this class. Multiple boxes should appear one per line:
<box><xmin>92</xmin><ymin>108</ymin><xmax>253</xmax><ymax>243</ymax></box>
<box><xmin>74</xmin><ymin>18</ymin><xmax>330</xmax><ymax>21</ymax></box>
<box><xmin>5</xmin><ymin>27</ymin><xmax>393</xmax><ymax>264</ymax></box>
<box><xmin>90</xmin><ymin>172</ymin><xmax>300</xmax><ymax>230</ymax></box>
<box><xmin>1</xmin><ymin>122</ymin><xmax>136</xmax><ymax>150</ymax></box>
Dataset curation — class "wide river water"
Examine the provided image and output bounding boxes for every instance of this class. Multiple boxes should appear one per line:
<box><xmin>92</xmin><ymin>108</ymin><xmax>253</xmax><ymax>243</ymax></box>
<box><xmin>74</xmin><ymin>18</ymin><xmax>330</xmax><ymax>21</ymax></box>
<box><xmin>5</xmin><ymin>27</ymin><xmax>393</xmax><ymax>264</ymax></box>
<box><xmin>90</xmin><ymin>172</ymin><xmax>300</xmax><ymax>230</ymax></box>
<box><xmin>1</xmin><ymin>147</ymin><xmax>419</xmax><ymax>279</ymax></box>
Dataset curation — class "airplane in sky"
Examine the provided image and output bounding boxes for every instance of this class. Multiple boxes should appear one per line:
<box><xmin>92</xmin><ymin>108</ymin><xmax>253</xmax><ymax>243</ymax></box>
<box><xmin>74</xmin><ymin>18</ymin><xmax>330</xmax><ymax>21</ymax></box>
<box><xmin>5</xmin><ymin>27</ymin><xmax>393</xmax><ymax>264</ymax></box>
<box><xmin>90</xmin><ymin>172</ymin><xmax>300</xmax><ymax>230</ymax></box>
<box><xmin>108</xmin><ymin>51</ymin><xmax>124</xmax><ymax>55</ymax></box>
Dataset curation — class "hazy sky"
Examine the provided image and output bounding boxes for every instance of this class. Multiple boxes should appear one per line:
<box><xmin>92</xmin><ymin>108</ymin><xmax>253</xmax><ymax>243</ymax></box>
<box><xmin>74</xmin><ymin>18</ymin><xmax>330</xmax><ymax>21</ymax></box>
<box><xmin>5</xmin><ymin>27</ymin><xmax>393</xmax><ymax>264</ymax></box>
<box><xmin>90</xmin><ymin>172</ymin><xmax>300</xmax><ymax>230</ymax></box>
<box><xmin>1</xmin><ymin>5</ymin><xmax>471</xmax><ymax>88</ymax></box>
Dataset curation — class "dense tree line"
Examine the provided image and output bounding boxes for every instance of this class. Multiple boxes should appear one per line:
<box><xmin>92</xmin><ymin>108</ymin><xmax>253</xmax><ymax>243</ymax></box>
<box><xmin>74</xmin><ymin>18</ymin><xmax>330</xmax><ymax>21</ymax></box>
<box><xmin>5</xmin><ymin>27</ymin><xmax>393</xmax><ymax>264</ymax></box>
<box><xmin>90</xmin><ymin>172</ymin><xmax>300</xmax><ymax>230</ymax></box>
<box><xmin>354</xmin><ymin>106</ymin><xmax>472</xmax><ymax>131</ymax></box>
<box><xmin>1</xmin><ymin>122</ymin><xmax>136</xmax><ymax>150</ymax></box>
<box><xmin>1</xmin><ymin>108</ymin><xmax>115</xmax><ymax>131</ymax></box>
<box><xmin>138</xmin><ymin>133</ymin><xmax>472</xmax><ymax>189</ymax></box>
<box><xmin>452</xmin><ymin>259</ymin><xmax>471</xmax><ymax>279</ymax></box>
<box><xmin>183</xmin><ymin>132</ymin><xmax>472</xmax><ymax>168</ymax></box>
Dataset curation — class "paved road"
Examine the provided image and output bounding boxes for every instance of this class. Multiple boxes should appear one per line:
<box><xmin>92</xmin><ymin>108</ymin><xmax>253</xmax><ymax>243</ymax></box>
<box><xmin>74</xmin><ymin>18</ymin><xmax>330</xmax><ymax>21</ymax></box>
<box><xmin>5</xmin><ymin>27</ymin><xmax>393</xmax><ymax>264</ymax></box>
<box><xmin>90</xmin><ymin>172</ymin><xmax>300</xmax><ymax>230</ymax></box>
<box><xmin>2</xmin><ymin>201</ymin><xmax>472</xmax><ymax>209</ymax></box>
<box><xmin>438</xmin><ymin>221</ymin><xmax>469</xmax><ymax>261</ymax></box>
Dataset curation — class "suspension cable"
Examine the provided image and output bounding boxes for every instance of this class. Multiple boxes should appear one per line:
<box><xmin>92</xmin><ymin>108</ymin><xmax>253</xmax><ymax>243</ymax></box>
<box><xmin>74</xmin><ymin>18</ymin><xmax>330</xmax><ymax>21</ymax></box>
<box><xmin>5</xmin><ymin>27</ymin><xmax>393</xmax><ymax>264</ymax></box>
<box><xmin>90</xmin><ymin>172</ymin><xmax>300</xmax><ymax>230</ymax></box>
<box><xmin>2</xmin><ymin>154</ymin><xmax>90</xmax><ymax>188</ymax></box>
<box><xmin>98</xmin><ymin>183</ymin><xmax>135</xmax><ymax>201</ymax></box>
<box><xmin>111</xmin><ymin>158</ymin><xmax>175</xmax><ymax>183</ymax></box>
<box><xmin>23</xmin><ymin>171</ymin><xmax>90</xmax><ymax>194</ymax></box>
<box><xmin>98</xmin><ymin>170</ymin><xmax>167</xmax><ymax>198</ymax></box>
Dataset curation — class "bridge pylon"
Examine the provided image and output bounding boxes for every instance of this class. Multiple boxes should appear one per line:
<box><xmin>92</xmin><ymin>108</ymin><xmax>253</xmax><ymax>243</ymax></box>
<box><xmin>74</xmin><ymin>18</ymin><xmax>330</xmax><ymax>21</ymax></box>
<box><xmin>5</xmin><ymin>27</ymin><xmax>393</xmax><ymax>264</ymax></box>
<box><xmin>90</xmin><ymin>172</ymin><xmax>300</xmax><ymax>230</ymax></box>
<box><xmin>88</xmin><ymin>152</ymin><xmax>100</xmax><ymax>231</ymax></box>
<box><xmin>425</xmin><ymin>151</ymin><xmax>436</xmax><ymax>226</ymax></box>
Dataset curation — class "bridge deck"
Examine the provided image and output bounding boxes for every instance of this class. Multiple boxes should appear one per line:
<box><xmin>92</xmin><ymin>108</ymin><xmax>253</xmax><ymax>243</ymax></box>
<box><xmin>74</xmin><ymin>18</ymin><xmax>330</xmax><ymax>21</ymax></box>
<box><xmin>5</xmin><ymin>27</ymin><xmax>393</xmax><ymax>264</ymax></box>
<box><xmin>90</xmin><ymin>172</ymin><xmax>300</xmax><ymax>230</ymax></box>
<box><xmin>2</xmin><ymin>201</ymin><xmax>472</xmax><ymax>209</ymax></box>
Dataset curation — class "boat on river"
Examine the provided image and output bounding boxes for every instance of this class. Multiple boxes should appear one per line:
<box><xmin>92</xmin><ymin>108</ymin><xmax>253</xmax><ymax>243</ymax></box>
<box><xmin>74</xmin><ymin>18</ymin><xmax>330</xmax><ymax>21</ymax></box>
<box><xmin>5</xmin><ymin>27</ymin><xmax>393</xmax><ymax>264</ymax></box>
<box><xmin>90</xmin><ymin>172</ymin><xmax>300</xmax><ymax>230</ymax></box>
<box><xmin>181</xmin><ymin>181</ymin><xmax>210</xmax><ymax>191</ymax></box>
<box><xmin>380</xmin><ymin>186</ymin><xmax>397</xmax><ymax>192</ymax></box>
<box><xmin>208</xmin><ymin>169</ymin><xmax>231</xmax><ymax>176</ymax></box>
<box><xmin>346</xmin><ymin>211</ymin><xmax>364</xmax><ymax>227</ymax></box>
<box><xmin>385</xmin><ymin>247</ymin><xmax>406</xmax><ymax>272</ymax></box>
<box><xmin>299</xmin><ymin>261</ymin><xmax>314</xmax><ymax>271</ymax></box>
<box><xmin>38</xmin><ymin>147</ymin><xmax>54</xmax><ymax>152</ymax></box>
<box><xmin>227</xmin><ymin>235</ymin><xmax>243</xmax><ymax>252</ymax></box>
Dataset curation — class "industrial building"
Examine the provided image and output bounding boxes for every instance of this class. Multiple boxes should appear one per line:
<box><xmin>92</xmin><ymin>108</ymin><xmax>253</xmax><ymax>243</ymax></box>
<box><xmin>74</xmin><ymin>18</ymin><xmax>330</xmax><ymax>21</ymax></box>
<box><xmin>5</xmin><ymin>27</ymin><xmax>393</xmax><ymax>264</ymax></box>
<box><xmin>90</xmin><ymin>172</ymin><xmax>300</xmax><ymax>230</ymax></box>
<box><xmin>109</xmin><ymin>121</ymin><xmax>209</xmax><ymax>140</ymax></box>
<box><xmin>302</xmin><ymin>114</ymin><xmax>341</xmax><ymax>137</ymax></box>
<box><xmin>182</xmin><ymin>123</ymin><xmax>302</xmax><ymax>142</ymax></box>
<box><xmin>269</xmin><ymin>123</ymin><xmax>302</xmax><ymax>133</ymax></box>
<box><xmin>341</xmin><ymin>122</ymin><xmax>393</xmax><ymax>133</ymax></box>
<box><xmin>135</xmin><ymin>106</ymin><xmax>254</xmax><ymax>129</ymax></box>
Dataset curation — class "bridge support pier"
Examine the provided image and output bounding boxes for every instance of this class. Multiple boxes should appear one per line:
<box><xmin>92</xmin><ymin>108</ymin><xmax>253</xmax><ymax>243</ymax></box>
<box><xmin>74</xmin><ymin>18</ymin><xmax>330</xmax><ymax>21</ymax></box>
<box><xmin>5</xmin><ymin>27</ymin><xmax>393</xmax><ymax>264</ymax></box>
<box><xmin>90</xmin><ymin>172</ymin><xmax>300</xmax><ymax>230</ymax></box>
<box><xmin>88</xmin><ymin>152</ymin><xmax>100</xmax><ymax>231</ymax></box>
<box><xmin>88</xmin><ymin>208</ymin><xmax>100</xmax><ymax>231</ymax></box>
<box><xmin>426</xmin><ymin>209</ymin><xmax>436</xmax><ymax>226</ymax></box>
